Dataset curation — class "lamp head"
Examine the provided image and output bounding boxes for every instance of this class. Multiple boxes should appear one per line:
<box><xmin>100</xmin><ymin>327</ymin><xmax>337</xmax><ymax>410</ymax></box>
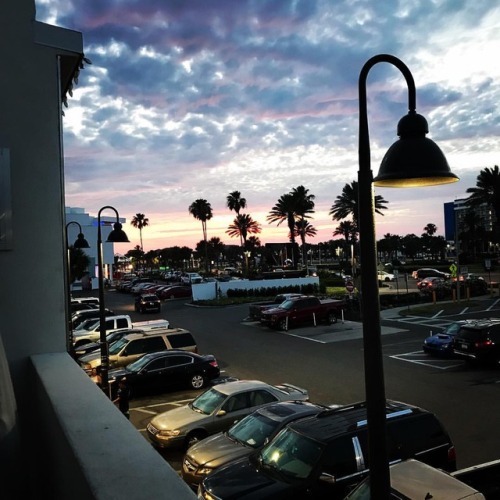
<box><xmin>373</xmin><ymin>111</ymin><xmax>459</xmax><ymax>187</ymax></box>
<box><xmin>74</xmin><ymin>233</ymin><xmax>90</xmax><ymax>249</ymax></box>
<box><xmin>106</xmin><ymin>222</ymin><xmax>130</xmax><ymax>243</ymax></box>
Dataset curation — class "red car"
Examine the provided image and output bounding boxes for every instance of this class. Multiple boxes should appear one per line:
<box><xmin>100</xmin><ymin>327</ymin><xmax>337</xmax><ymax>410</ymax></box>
<box><xmin>157</xmin><ymin>285</ymin><xmax>192</xmax><ymax>300</ymax></box>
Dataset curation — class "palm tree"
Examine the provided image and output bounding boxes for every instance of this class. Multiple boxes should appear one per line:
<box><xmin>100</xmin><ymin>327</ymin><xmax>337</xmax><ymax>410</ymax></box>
<box><xmin>293</xmin><ymin>220</ymin><xmax>317</xmax><ymax>265</ymax></box>
<box><xmin>466</xmin><ymin>165</ymin><xmax>500</xmax><ymax>241</ymax></box>
<box><xmin>333</xmin><ymin>220</ymin><xmax>358</xmax><ymax>266</ymax></box>
<box><xmin>226</xmin><ymin>214</ymin><xmax>262</xmax><ymax>247</ymax></box>
<box><xmin>267</xmin><ymin>186</ymin><xmax>315</xmax><ymax>268</ymax></box>
<box><xmin>423</xmin><ymin>223</ymin><xmax>437</xmax><ymax>236</ymax></box>
<box><xmin>226</xmin><ymin>191</ymin><xmax>247</xmax><ymax>215</ymax></box>
<box><xmin>329</xmin><ymin>180</ymin><xmax>388</xmax><ymax>226</ymax></box>
<box><xmin>188</xmin><ymin>199</ymin><xmax>213</xmax><ymax>272</ymax></box>
<box><xmin>130</xmin><ymin>213</ymin><xmax>149</xmax><ymax>251</ymax></box>
<box><xmin>226</xmin><ymin>191</ymin><xmax>247</xmax><ymax>246</ymax></box>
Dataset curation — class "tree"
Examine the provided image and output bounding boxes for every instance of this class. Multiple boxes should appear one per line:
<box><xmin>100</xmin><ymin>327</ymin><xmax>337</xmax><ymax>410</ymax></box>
<box><xmin>226</xmin><ymin>214</ymin><xmax>262</xmax><ymax>247</ymax></box>
<box><xmin>329</xmin><ymin>180</ymin><xmax>388</xmax><ymax>227</ymax></box>
<box><xmin>466</xmin><ymin>165</ymin><xmax>500</xmax><ymax>242</ymax></box>
<box><xmin>333</xmin><ymin>220</ymin><xmax>358</xmax><ymax>267</ymax></box>
<box><xmin>423</xmin><ymin>223</ymin><xmax>437</xmax><ymax>236</ymax></box>
<box><xmin>130</xmin><ymin>213</ymin><xmax>149</xmax><ymax>252</ymax></box>
<box><xmin>267</xmin><ymin>186</ymin><xmax>315</xmax><ymax>269</ymax></box>
<box><xmin>226</xmin><ymin>191</ymin><xmax>247</xmax><ymax>215</ymax></box>
<box><xmin>68</xmin><ymin>247</ymin><xmax>90</xmax><ymax>284</ymax></box>
<box><xmin>188</xmin><ymin>199</ymin><xmax>213</xmax><ymax>272</ymax></box>
<box><xmin>293</xmin><ymin>220</ymin><xmax>317</xmax><ymax>266</ymax></box>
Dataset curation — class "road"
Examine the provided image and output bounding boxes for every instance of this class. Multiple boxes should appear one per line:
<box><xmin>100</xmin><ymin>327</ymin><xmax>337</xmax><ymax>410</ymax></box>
<box><xmin>92</xmin><ymin>287</ymin><xmax>500</xmax><ymax>477</ymax></box>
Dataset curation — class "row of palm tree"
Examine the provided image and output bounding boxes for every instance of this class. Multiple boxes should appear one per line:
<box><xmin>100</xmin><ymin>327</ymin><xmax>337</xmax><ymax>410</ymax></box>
<box><xmin>126</xmin><ymin>166</ymin><xmax>500</xmax><ymax>272</ymax></box>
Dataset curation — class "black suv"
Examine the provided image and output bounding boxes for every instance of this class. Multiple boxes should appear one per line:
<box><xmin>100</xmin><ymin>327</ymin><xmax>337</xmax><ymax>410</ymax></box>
<box><xmin>135</xmin><ymin>293</ymin><xmax>161</xmax><ymax>313</ymax></box>
<box><xmin>453</xmin><ymin>318</ymin><xmax>500</xmax><ymax>365</ymax></box>
<box><xmin>198</xmin><ymin>400</ymin><xmax>456</xmax><ymax>500</ymax></box>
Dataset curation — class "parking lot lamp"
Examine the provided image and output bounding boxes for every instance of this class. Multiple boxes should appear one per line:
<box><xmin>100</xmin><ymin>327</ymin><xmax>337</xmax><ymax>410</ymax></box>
<box><xmin>65</xmin><ymin>221</ymin><xmax>90</xmax><ymax>356</ymax></box>
<box><xmin>357</xmin><ymin>54</ymin><xmax>459</xmax><ymax>498</ymax></box>
<box><xmin>97</xmin><ymin>206</ymin><xmax>129</xmax><ymax>395</ymax></box>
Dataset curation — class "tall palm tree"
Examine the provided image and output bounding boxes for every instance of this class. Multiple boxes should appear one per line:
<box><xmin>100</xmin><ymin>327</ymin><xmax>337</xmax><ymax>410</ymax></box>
<box><xmin>466</xmin><ymin>165</ymin><xmax>500</xmax><ymax>241</ymax></box>
<box><xmin>130</xmin><ymin>213</ymin><xmax>149</xmax><ymax>251</ymax></box>
<box><xmin>423</xmin><ymin>223</ymin><xmax>437</xmax><ymax>236</ymax></box>
<box><xmin>333</xmin><ymin>220</ymin><xmax>358</xmax><ymax>265</ymax></box>
<box><xmin>267</xmin><ymin>186</ymin><xmax>315</xmax><ymax>268</ymax></box>
<box><xmin>188</xmin><ymin>199</ymin><xmax>213</xmax><ymax>272</ymax></box>
<box><xmin>329</xmin><ymin>180</ymin><xmax>388</xmax><ymax>226</ymax></box>
<box><xmin>226</xmin><ymin>191</ymin><xmax>247</xmax><ymax>215</ymax></box>
<box><xmin>226</xmin><ymin>191</ymin><xmax>247</xmax><ymax>246</ymax></box>
<box><xmin>293</xmin><ymin>220</ymin><xmax>317</xmax><ymax>265</ymax></box>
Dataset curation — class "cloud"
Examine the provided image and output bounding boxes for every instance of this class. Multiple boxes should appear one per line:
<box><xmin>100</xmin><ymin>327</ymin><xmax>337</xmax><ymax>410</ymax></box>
<box><xmin>36</xmin><ymin>0</ymin><xmax>500</xmax><ymax>250</ymax></box>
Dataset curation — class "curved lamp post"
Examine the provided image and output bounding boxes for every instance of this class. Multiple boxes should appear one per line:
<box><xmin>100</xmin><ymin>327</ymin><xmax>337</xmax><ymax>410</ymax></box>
<box><xmin>97</xmin><ymin>206</ymin><xmax>129</xmax><ymax>395</ymax></box>
<box><xmin>357</xmin><ymin>54</ymin><xmax>458</xmax><ymax>498</ymax></box>
<box><xmin>65</xmin><ymin>221</ymin><xmax>90</xmax><ymax>356</ymax></box>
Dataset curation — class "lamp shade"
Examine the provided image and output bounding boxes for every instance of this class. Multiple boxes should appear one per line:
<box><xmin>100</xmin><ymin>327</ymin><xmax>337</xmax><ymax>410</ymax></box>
<box><xmin>74</xmin><ymin>233</ymin><xmax>90</xmax><ymax>248</ymax></box>
<box><xmin>374</xmin><ymin>111</ymin><xmax>459</xmax><ymax>187</ymax></box>
<box><xmin>106</xmin><ymin>222</ymin><xmax>130</xmax><ymax>243</ymax></box>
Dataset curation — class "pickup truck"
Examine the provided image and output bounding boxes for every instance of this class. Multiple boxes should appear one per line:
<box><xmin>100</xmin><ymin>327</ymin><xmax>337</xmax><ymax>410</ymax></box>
<box><xmin>72</xmin><ymin>316</ymin><xmax>170</xmax><ymax>347</ymax></box>
<box><xmin>345</xmin><ymin>458</ymin><xmax>500</xmax><ymax>499</ymax></box>
<box><xmin>248</xmin><ymin>293</ymin><xmax>304</xmax><ymax>321</ymax></box>
<box><xmin>260</xmin><ymin>295</ymin><xmax>345</xmax><ymax>331</ymax></box>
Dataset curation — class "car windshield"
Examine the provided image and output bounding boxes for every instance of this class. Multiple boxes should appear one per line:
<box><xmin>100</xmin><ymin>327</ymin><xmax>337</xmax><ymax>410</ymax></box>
<box><xmin>259</xmin><ymin>428</ymin><xmax>323</xmax><ymax>480</ymax></box>
<box><xmin>108</xmin><ymin>337</ymin><xmax>129</xmax><ymax>355</ymax></box>
<box><xmin>227</xmin><ymin>412</ymin><xmax>279</xmax><ymax>449</ymax></box>
<box><xmin>279</xmin><ymin>300</ymin><xmax>294</xmax><ymax>311</ymax></box>
<box><xmin>189</xmin><ymin>387</ymin><xmax>227</xmax><ymax>415</ymax></box>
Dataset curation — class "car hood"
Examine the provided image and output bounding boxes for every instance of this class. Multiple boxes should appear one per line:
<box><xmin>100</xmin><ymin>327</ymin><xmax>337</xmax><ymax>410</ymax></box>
<box><xmin>151</xmin><ymin>404</ymin><xmax>209</xmax><ymax>431</ymax></box>
<box><xmin>202</xmin><ymin>457</ymin><xmax>294</xmax><ymax>500</ymax></box>
<box><xmin>187</xmin><ymin>432</ymin><xmax>252</xmax><ymax>468</ymax></box>
<box><xmin>108</xmin><ymin>367</ymin><xmax>129</xmax><ymax>380</ymax></box>
<box><xmin>262</xmin><ymin>307</ymin><xmax>285</xmax><ymax>315</ymax></box>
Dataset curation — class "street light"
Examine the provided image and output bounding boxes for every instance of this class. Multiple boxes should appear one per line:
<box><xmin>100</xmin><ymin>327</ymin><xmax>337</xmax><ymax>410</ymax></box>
<box><xmin>65</xmin><ymin>221</ymin><xmax>90</xmax><ymax>356</ymax></box>
<box><xmin>357</xmin><ymin>54</ymin><xmax>458</xmax><ymax>498</ymax></box>
<box><xmin>97</xmin><ymin>206</ymin><xmax>129</xmax><ymax>395</ymax></box>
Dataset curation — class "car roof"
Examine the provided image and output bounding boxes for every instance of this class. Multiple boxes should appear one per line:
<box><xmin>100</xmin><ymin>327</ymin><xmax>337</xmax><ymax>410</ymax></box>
<box><xmin>255</xmin><ymin>401</ymin><xmax>326</xmax><ymax>422</ymax></box>
<box><xmin>210</xmin><ymin>379</ymin><xmax>274</xmax><ymax>396</ymax></box>
<box><xmin>288</xmin><ymin>400</ymin><xmax>427</xmax><ymax>443</ymax></box>
<box><xmin>142</xmin><ymin>349</ymin><xmax>198</xmax><ymax>360</ymax></box>
<box><xmin>122</xmin><ymin>327</ymin><xmax>192</xmax><ymax>341</ymax></box>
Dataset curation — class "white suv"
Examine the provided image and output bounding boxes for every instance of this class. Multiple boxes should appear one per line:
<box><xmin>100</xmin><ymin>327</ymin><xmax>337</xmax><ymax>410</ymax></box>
<box><xmin>181</xmin><ymin>272</ymin><xmax>203</xmax><ymax>284</ymax></box>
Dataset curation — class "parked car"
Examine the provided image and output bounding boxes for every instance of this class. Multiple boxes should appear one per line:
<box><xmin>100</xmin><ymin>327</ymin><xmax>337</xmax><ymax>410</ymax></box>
<box><xmin>71</xmin><ymin>308</ymin><xmax>114</xmax><ymax>330</ymax></box>
<box><xmin>377</xmin><ymin>270</ymin><xmax>395</xmax><ymax>282</ymax></box>
<box><xmin>73</xmin><ymin>328</ymin><xmax>143</xmax><ymax>358</ymax></box>
<box><xmin>78</xmin><ymin>327</ymin><xmax>197</xmax><ymax>372</ymax></box>
<box><xmin>146</xmin><ymin>379</ymin><xmax>309</xmax><ymax>450</ymax></box>
<box><xmin>108</xmin><ymin>350</ymin><xmax>220</xmax><ymax>396</ymax></box>
<box><xmin>182</xmin><ymin>400</ymin><xmax>332</xmax><ymax>489</ymax></box>
<box><xmin>451</xmin><ymin>275</ymin><xmax>488</xmax><ymax>296</ymax></box>
<box><xmin>181</xmin><ymin>272</ymin><xmax>203</xmax><ymax>285</ymax></box>
<box><xmin>134</xmin><ymin>293</ymin><xmax>161</xmax><ymax>313</ymax></box>
<box><xmin>157</xmin><ymin>285</ymin><xmax>192</xmax><ymax>300</ymax></box>
<box><xmin>417</xmin><ymin>276</ymin><xmax>449</xmax><ymax>291</ymax></box>
<box><xmin>199</xmin><ymin>400</ymin><xmax>456</xmax><ymax>500</ymax></box>
<box><xmin>453</xmin><ymin>318</ymin><xmax>500</xmax><ymax>365</ymax></box>
<box><xmin>412</xmin><ymin>268</ymin><xmax>450</xmax><ymax>280</ymax></box>
<box><xmin>422</xmin><ymin>320</ymin><xmax>472</xmax><ymax>356</ymax></box>
<box><xmin>248</xmin><ymin>293</ymin><xmax>305</xmax><ymax>321</ymax></box>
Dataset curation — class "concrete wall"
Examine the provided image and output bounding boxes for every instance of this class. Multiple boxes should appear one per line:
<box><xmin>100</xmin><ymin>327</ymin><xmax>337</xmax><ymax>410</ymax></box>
<box><xmin>192</xmin><ymin>277</ymin><xmax>320</xmax><ymax>300</ymax></box>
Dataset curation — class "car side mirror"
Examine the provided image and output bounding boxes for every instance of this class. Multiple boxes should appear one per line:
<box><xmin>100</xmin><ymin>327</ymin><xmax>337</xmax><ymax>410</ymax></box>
<box><xmin>216</xmin><ymin>410</ymin><xmax>227</xmax><ymax>417</ymax></box>
<box><xmin>319</xmin><ymin>472</ymin><xmax>336</xmax><ymax>484</ymax></box>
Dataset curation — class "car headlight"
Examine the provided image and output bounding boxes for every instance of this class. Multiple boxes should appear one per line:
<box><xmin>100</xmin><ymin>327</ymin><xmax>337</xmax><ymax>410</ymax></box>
<box><xmin>197</xmin><ymin>467</ymin><xmax>213</xmax><ymax>476</ymax></box>
<box><xmin>158</xmin><ymin>429</ymin><xmax>181</xmax><ymax>437</ymax></box>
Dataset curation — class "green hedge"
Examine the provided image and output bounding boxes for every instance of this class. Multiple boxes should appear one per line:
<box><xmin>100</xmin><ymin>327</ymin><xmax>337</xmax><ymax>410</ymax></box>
<box><xmin>226</xmin><ymin>283</ymin><xmax>320</xmax><ymax>298</ymax></box>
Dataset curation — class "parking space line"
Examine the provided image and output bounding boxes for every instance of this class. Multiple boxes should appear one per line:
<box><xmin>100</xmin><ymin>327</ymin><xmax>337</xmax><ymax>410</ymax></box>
<box><xmin>389</xmin><ymin>351</ymin><xmax>464</xmax><ymax>370</ymax></box>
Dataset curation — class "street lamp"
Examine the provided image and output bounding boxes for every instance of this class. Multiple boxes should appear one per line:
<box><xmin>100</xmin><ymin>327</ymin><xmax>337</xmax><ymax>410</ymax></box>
<box><xmin>357</xmin><ymin>54</ymin><xmax>458</xmax><ymax>498</ymax></box>
<box><xmin>97</xmin><ymin>206</ymin><xmax>129</xmax><ymax>395</ymax></box>
<box><xmin>65</xmin><ymin>221</ymin><xmax>90</xmax><ymax>356</ymax></box>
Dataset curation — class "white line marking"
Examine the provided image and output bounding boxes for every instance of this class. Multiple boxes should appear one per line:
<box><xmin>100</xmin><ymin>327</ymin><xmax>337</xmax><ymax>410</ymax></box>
<box><xmin>431</xmin><ymin>310</ymin><xmax>443</xmax><ymax>318</ymax></box>
<box><xmin>487</xmin><ymin>299</ymin><xmax>500</xmax><ymax>311</ymax></box>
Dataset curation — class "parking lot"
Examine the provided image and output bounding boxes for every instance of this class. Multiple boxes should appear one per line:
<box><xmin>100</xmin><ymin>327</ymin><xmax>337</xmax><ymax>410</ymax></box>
<box><xmin>98</xmin><ymin>289</ymin><xmax>500</xmax><ymax>475</ymax></box>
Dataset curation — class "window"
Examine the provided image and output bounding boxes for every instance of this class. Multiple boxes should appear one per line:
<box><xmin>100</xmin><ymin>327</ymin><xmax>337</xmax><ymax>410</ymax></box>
<box><xmin>250</xmin><ymin>390</ymin><xmax>278</xmax><ymax>407</ymax></box>
<box><xmin>116</xmin><ymin>318</ymin><xmax>129</xmax><ymax>329</ymax></box>
<box><xmin>165</xmin><ymin>355</ymin><xmax>192</xmax><ymax>367</ymax></box>
<box><xmin>322</xmin><ymin>436</ymin><xmax>357</xmax><ymax>477</ymax></box>
<box><xmin>145</xmin><ymin>358</ymin><xmax>167</xmax><ymax>371</ymax></box>
<box><xmin>168</xmin><ymin>333</ymin><xmax>196</xmax><ymax>349</ymax></box>
<box><xmin>125</xmin><ymin>337</ymin><xmax>166</xmax><ymax>355</ymax></box>
<box><xmin>223</xmin><ymin>392</ymin><xmax>250</xmax><ymax>413</ymax></box>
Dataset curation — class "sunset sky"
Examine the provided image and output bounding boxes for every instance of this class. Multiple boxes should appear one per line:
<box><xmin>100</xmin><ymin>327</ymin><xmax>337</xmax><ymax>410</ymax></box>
<box><xmin>36</xmin><ymin>0</ymin><xmax>500</xmax><ymax>252</ymax></box>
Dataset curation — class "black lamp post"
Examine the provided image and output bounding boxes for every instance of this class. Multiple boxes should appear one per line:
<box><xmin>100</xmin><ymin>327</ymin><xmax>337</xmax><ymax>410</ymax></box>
<box><xmin>357</xmin><ymin>54</ymin><xmax>459</xmax><ymax>498</ymax></box>
<box><xmin>65</xmin><ymin>221</ymin><xmax>90</xmax><ymax>356</ymax></box>
<box><xmin>97</xmin><ymin>206</ymin><xmax>129</xmax><ymax>396</ymax></box>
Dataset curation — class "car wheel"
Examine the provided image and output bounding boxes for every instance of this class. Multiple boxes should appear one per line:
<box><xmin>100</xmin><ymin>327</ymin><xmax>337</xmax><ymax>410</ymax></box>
<box><xmin>278</xmin><ymin>318</ymin><xmax>288</xmax><ymax>331</ymax></box>
<box><xmin>189</xmin><ymin>374</ymin><xmax>205</xmax><ymax>390</ymax></box>
<box><xmin>327</xmin><ymin>312</ymin><xmax>338</xmax><ymax>325</ymax></box>
<box><xmin>186</xmin><ymin>430</ymin><xmax>207</xmax><ymax>449</ymax></box>
<box><xmin>385</xmin><ymin>277</ymin><xmax>390</xmax><ymax>282</ymax></box>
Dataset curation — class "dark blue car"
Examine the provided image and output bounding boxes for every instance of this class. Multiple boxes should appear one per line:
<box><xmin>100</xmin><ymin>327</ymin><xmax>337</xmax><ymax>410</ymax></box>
<box><xmin>422</xmin><ymin>320</ymin><xmax>470</xmax><ymax>356</ymax></box>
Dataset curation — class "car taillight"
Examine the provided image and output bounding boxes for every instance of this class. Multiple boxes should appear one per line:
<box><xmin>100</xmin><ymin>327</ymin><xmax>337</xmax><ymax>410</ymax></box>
<box><xmin>448</xmin><ymin>445</ymin><xmax>456</xmax><ymax>464</ymax></box>
<box><xmin>209</xmin><ymin>360</ymin><xmax>218</xmax><ymax>367</ymax></box>
<box><xmin>475</xmin><ymin>339</ymin><xmax>493</xmax><ymax>348</ymax></box>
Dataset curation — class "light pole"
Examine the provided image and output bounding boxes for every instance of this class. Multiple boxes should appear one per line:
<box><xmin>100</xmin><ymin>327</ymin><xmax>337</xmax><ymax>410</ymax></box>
<box><xmin>65</xmin><ymin>221</ymin><xmax>90</xmax><ymax>357</ymax></box>
<box><xmin>97</xmin><ymin>206</ymin><xmax>129</xmax><ymax>396</ymax></box>
<box><xmin>357</xmin><ymin>54</ymin><xmax>458</xmax><ymax>497</ymax></box>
